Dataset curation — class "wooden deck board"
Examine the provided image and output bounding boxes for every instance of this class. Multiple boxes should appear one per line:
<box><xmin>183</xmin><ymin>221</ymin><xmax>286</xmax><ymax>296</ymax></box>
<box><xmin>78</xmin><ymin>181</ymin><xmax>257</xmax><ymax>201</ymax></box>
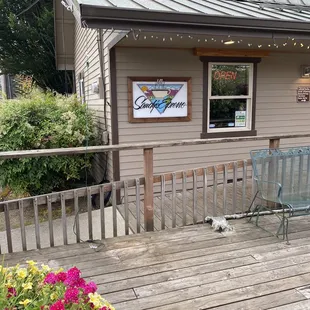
<box><xmin>2</xmin><ymin>217</ymin><xmax>310</xmax><ymax>309</ymax></box>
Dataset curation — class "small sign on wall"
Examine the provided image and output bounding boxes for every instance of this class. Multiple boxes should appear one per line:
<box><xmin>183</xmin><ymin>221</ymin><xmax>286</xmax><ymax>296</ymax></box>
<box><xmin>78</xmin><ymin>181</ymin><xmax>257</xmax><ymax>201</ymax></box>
<box><xmin>297</xmin><ymin>86</ymin><xmax>310</xmax><ymax>103</ymax></box>
<box><xmin>128</xmin><ymin>77</ymin><xmax>192</xmax><ymax>123</ymax></box>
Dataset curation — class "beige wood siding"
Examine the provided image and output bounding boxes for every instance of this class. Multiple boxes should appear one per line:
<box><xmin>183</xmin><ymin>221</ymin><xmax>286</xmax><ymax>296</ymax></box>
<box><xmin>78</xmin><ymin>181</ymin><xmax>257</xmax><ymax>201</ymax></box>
<box><xmin>116</xmin><ymin>48</ymin><xmax>310</xmax><ymax>179</ymax></box>
<box><xmin>74</xmin><ymin>23</ymin><xmax>118</xmax><ymax>181</ymax></box>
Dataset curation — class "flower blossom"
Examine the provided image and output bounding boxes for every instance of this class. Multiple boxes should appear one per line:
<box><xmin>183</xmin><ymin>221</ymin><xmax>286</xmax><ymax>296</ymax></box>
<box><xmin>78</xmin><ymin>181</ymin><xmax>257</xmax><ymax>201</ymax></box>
<box><xmin>44</xmin><ymin>272</ymin><xmax>58</xmax><ymax>284</ymax></box>
<box><xmin>64</xmin><ymin>267</ymin><xmax>81</xmax><ymax>287</ymax></box>
<box><xmin>50</xmin><ymin>300</ymin><xmax>65</xmax><ymax>310</ymax></box>
<box><xmin>64</xmin><ymin>287</ymin><xmax>80</xmax><ymax>304</ymax></box>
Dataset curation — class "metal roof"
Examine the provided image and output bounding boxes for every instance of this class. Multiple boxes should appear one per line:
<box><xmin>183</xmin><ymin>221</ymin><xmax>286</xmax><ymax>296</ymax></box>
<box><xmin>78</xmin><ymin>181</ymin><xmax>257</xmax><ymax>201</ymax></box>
<box><xmin>74</xmin><ymin>0</ymin><xmax>310</xmax><ymax>21</ymax></box>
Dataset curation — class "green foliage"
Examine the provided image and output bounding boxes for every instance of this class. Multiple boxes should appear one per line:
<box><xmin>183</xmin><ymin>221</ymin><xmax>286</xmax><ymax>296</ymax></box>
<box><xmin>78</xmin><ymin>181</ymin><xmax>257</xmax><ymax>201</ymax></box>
<box><xmin>0</xmin><ymin>0</ymin><xmax>73</xmax><ymax>93</ymax></box>
<box><xmin>0</xmin><ymin>91</ymin><xmax>98</xmax><ymax>195</ymax></box>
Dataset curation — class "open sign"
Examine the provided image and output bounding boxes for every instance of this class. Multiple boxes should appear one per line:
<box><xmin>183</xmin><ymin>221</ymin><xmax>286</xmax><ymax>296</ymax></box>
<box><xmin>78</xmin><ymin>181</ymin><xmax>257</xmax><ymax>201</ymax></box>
<box><xmin>213</xmin><ymin>71</ymin><xmax>238</xmax><ymax>80</ymax></box>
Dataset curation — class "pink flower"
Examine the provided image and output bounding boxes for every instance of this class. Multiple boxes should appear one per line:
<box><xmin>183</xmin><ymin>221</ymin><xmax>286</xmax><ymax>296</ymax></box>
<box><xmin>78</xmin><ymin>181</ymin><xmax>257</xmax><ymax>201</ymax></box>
<box><xmin>64</xmin><ymin>267</ymin><xmax>81</xmax><ymax>287</ymax></box>
<box><xmin>64</xmin><ymin>287</ymin><xmax>80</xmax><ymax>304</ymax></box>
<box><xmin>76</xmin><ymin>277</ymin><xmax>86</xmax><ymax>288</ymax></box>
<box><xmin>50</xmin><ymin>300</ymin><xmax>65</xmax><ymax>310</ymax></box>
<box><xmin>44</xmin><ymin>272</ymin><xmax>58</xmax><ymax>284</ymax></box>
<box><xmin>7</xmin><ymin>287</ymin><xmax>17</xmax><ymax>298</ymax></box>
<box><xmin>83</xmin><ymin>281</ymin><xmax>97</xmax><ymax>295</ymax></box>
<box><xmin>56</xmin><ymin>272</ymin><xmax>67</xmax><ymax>282</ymax></box>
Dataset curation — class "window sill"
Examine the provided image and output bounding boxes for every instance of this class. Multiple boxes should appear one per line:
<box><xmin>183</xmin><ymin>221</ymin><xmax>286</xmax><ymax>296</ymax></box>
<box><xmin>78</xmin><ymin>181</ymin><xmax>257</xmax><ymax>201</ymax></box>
<box><xmin>201</xmin><ymin>130</ymin><xmax>257</xmax><ymax>139</ymax></box>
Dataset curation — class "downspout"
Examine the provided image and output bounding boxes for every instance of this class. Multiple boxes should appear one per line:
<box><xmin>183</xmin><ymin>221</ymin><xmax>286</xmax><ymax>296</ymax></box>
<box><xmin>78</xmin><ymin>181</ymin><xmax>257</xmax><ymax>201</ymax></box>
<box><xmin>98</xmin><ymin>28</ymin><xmax>108</xmax><ymax>131</ymax></box>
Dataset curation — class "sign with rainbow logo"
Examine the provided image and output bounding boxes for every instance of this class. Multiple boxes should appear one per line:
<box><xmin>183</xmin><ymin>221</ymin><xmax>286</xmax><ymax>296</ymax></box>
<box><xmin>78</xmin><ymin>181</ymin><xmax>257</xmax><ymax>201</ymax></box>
<box><xmin>129</xmin><ymin>78</ymin><xmax>191</xmax><ymax>122</ymax></box>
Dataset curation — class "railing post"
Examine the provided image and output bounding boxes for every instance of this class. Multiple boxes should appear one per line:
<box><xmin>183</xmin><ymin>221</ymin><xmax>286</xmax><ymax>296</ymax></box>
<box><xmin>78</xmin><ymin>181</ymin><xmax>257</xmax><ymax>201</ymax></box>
<box><xmin>144</xmin><ymin>148</ymin><xmax>154</xmax><ymax>231</ymax></box>
<box><xmin>269</xmin><ymin>138</ymin><xmax>280</xmax><ymax>149</ymax></box>
<box><xmin>268</xmin><ymin>138</ymin><xmax>280</xmax><ymax>207</ymax></box>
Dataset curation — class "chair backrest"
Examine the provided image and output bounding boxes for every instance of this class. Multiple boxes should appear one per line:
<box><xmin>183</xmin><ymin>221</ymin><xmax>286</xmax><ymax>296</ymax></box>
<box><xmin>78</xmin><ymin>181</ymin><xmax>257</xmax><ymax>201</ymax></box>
<box><xmin>250</xmin><ymin>147</ymin><xmax>310</xmax><ymax>198</ymax></box>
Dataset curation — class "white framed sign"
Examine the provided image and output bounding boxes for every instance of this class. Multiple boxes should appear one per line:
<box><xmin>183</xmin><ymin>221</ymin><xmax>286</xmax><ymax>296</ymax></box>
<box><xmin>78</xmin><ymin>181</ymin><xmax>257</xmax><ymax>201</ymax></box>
<box><xmin>128</xmin><ymin>77</ymin><xmax>192</xmax><ymax>123</ymax></box>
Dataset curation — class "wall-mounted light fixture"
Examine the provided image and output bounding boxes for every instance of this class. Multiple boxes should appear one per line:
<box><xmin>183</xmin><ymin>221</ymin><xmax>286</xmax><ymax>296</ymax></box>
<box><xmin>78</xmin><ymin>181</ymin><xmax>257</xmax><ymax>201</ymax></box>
<box><xmin>301</xmin><ymin>65</ymin><xmax>310</xmax><ymax>78</ymax></box>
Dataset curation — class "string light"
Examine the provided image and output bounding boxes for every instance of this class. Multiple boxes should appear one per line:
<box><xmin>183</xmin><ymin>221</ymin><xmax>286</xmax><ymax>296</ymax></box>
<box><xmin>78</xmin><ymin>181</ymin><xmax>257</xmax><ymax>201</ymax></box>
<box><xmin>123</xmin><ymin>31</ymin><xmax>310</xmax><ymax>50</ymax></box>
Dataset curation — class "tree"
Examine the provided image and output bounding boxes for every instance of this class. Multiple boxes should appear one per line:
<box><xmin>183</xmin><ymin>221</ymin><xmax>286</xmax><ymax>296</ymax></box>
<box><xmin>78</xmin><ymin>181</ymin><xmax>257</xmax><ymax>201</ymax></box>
<box><xmin>0</xmin><ymin>0</ymin><xmax>73</xmax><ymax>94</ymax></box>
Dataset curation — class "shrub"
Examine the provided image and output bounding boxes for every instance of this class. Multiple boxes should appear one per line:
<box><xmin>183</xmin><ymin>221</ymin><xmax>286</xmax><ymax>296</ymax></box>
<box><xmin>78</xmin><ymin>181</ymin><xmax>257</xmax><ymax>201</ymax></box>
<box><xmin>0</xmin><ymin>261</ymin><xmax>114</xmax><ymax>309</ymax></box>
<box><xmin>0</xmin><ymin>90</ymin><xmax>98</xmax><ymax>195</ymax></box>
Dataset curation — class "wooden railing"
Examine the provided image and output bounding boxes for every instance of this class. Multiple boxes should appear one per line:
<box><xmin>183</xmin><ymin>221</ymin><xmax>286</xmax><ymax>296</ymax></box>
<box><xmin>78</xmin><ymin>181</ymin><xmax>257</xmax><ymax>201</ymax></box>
<box><xmin>0</xmin><ymin>133</ymin><xmax>309</xmax><ymax>253</ymax></box>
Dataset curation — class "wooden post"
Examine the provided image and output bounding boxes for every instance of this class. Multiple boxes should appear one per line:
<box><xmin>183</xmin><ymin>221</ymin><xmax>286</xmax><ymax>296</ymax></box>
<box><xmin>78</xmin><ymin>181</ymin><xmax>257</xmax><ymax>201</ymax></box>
<box><xmin>269</xmin><ymin>138</ymin><xmax>280</xmax><ymax>150</ymax></box>
<box><xmin>144</xmin><ymin>148</ymin><xmax>154</xmax><ymax>231</ymax></box>
<box><xmin>268</xmin><ymin>138</ymin><xmax>280</xmax><ymax>207</ymax></box>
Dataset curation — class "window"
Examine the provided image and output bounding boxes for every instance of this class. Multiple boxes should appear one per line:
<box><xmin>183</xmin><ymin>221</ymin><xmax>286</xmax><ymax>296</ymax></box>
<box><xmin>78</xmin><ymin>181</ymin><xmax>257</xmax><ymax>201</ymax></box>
<box><xmin>201</xmin><ymin>57</ymin><xmax>260</xmax><ymax>138</ymax></box>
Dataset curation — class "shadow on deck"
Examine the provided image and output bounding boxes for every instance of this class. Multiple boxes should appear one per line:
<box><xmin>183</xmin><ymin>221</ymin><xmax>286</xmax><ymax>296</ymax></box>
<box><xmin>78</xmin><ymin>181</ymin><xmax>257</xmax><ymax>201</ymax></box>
<box><xmin>2</xmin><ymin>216</ymin><xmax>310</xmax><ymax>309</ymax></box>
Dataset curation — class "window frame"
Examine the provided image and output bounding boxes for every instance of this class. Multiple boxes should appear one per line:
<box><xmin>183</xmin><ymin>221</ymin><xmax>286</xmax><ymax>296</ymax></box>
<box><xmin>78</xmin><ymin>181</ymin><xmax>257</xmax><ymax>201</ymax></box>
<box><xmin>200</xmin><ymin>56</ymin><xmax>261</xmax><ymax>139</ymax></box>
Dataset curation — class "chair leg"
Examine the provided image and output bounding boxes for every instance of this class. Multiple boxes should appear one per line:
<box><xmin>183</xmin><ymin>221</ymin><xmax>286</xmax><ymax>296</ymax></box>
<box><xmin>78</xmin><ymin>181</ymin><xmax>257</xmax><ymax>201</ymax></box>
<box><xmin>248</xmin><ymin>204</ymin><xmax>260</xmax><ymax>223</ymax></box>
<box><xmin>246</xmin><ymin>191</ymin><xmax>258</xmax><ymax>215</ymax></box>
<box><xmin>276</xmin><ymin>219</ymin><xmax>284</xmax><ymax>237</ymax></box>
<box><xmin>285</xmin><ymin>218</ymin><xmax>290</xmax><ymax>245</ymax></box>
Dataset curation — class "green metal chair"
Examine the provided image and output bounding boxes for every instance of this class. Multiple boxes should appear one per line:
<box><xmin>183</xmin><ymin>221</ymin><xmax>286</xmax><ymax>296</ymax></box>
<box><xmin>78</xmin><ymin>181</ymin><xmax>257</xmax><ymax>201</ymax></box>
<box><xmin>249</xmin><ymin>147</ymin><xmax>310</xmax><ymax>243</ymax></box>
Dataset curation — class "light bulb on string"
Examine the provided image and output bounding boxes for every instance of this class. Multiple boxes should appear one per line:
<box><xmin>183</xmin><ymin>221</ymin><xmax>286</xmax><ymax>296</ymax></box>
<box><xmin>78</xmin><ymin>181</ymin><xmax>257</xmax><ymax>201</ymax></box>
<box><xmin>294</xmin><ymin>42</ymin><xmax>297</xmax><ymax>46</ymax></box>
<box><xmin>301</xmin><ymin>43</ymin><xmax>304</xmax><ymax>47</ymax></box>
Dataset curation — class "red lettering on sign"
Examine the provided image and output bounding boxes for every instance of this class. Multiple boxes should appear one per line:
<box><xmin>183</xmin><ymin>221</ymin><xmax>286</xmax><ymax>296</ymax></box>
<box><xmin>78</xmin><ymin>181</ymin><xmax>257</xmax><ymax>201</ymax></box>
<box><xmin>213</xmin><ymin>71</ymin><xmax>238</xmax><ymax>80</ymax></box>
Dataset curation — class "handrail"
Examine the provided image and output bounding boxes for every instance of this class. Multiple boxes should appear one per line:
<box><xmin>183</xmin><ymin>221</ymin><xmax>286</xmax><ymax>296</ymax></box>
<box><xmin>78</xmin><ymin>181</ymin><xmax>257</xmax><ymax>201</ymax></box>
<box><xmin>0</xmin><ymin>133</ymin><xmax>310</xmax><ymax>159</ymax></box>
<box><xmin>0</xmin><ymin>133</ymin><xmax>309</xmax><ymax>233</ymax></box>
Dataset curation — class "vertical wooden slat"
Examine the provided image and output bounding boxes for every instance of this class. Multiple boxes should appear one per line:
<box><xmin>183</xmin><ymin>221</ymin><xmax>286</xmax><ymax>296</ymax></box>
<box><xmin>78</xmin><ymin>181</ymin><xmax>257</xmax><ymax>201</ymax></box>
<box><xmin>4</xmin><ymin>203</ymin><xmax>13</xmax><ymax>253</ymax></box>
<box><xmin>74</xmin><ymin>190</ymin><xmax>80</xmax><ymax>243</ymax></box>
<box><xmin>112</xmin><ymin>183</ymin><xmax>118</xmax><ymax>237</ymax></box>
<box><xmin>233</xmin><ymin>162</ymin><xmax>237</xmax><ymax>213</ymax></box>
<box><xmin>19</xmin><ymin>201</ymin><xmax>27</xmax><ymax>251</ymax></box>
<box><xmin>47</xmin><ymin>195</ymin><xmax>54</xmax><ymax>247</ymax></box>
<box><xmin>182</xmin><ymin>171</ymin><xmax>187</xmax><ymax>226</ymax></box>
<box><xmin>223</xmin><ymin>165</ymin><xmax>228</xmax><ymax>215</ymax></box>
<box><xmin>193</xmin><ymin>170</ymin><xmax>198</xmax><ymax>224</ymax></box>
<box><xmin>242</xmin><ymin>160</ymin><xmax>248</xmax><ymax>213</ymax></box>
<box><xmin>87</xmin><ymin>187</ymin><xmax>93</xmax><ymax>241</ymax></box>
<box><xmin>61</xmin><ymin>193</ymin><xmax>68</xmax><ymax>245</ymax></box>
<box><xmin>124</xmin><ymin>180</ymin><xmax>129</xmax><ymax>235</ymax></box>
<box><xmin>203</xmin><ymin>168</ymin><xmax>208</xmax><ymax>221</ymax></box>
<box><xmin>100</xmin><ymin>186</ymin><xmax>105</xmax><ymax>240</ymax></box>
<box><xmin>144</xmin><ymin>148</ymin><xmax>154</xmax><ymax>232</ymax></box>
<box><xmin>136</xmin><ymin>178</ymin><xmax>141</xmax><ymax>233</ymax></box>
<box><xmin>172</xmin><ymin>173</ymin><xmax>177</xmax><ymax>228</ymax></box>
<box><xmin>161</xmin><ymin>175</ymin><xmax>166</xmax><ymax>230</ymax></box>
<box><xmin>213</xmin><ymin>167</ymin><xmax>217</xmax><ymax>216</ymax></box>
<box><xmin>33</xmin><ymin>198</ymin><xmax>41</xmax><ymax>250</ymax></box>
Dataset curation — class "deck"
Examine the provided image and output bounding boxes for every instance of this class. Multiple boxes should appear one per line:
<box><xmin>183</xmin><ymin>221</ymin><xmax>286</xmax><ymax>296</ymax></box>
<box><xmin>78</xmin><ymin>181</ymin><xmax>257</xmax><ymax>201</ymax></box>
<box><xmin>2</xmin><ymin>216</ymin><xmax>310</xmax><ymax>309</ymax></box>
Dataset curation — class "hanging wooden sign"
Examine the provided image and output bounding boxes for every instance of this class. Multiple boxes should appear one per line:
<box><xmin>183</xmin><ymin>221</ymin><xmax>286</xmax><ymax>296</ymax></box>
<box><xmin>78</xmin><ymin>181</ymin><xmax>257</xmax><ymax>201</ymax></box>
<box><xmin>128</xmin><ymin>77</ymin><xmax>192</xmax><ymax>123</ymax></box>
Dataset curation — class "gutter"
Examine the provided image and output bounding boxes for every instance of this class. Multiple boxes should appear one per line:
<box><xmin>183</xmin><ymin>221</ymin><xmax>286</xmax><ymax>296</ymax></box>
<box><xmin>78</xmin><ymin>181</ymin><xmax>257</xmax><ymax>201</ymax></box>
<box><xmin>79</xmin><ymin>5</ymin><xmax>310</xmax><ymax>35</ymax></box>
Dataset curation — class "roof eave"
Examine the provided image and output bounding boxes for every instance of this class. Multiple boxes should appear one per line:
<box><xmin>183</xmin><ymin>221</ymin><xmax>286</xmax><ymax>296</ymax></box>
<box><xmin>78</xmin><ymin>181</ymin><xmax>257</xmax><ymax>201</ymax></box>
<box><xmin>79</xmin><ymin>4</ymin><xmax>310</xmax><ymax>35</ymax></box>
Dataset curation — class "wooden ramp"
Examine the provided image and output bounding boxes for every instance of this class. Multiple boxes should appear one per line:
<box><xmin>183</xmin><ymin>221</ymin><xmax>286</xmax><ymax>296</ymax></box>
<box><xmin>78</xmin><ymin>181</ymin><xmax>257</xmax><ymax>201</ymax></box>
<box><xmin>118</xmin><ymin>179</ymin><xmax>254</xmax><ymax>232</ymax></box>
<box><xmin>3</xmin><ymin>216</ymin><xmax>310</xmax><ymax>309</ymax></box>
